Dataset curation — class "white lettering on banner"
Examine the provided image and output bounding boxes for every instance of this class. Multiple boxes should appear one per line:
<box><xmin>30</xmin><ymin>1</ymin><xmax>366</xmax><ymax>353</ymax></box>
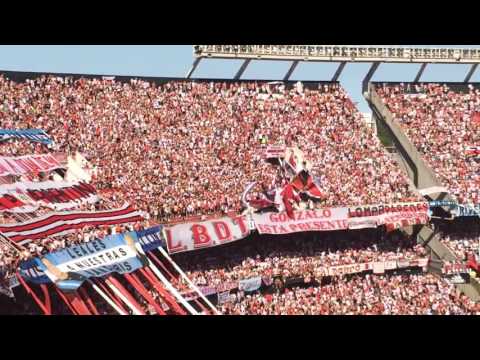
<box><xmin>165</xmin><ymin>216</ymin><xmax>250</xmax><ymax>254</ymax></box>
<box><xmin>0</xmin><ymin>154</ymin><xmax>62</xmax><ymax>177</ymax></box>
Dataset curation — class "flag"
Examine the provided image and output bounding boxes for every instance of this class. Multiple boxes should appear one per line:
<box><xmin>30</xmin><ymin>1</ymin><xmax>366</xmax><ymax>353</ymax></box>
<box><xmin>281</xmin><ymin>184</ymin><xmax>300</xmax><ymax>219</ymax></box>
<box><xmin>290</xmin><ymin>173</ymin><xmax>325</xmax><ymax>200</ymax></box>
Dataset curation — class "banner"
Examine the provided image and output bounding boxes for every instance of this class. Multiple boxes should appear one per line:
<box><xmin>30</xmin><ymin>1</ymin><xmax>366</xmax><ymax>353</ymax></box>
<box><xmin>165</xmin><ymin>215</ymin><xmax>251</xmax><ymax>254</ymax></box>
<box><xmin>0</xmin><ymin>129</ymin><xmax>53</xmax><ymax>145</ymax></box>
<box><xmin>429</xmin><ymin>200</ymin><xmax>480</xmax><ymax>217</ymax></box>
<box><xmin>465</xmin><ymin>146</ymin><xmax>480</xmax><ymax>158</ymax></box>
<box><xmin>442</xmin><ymin>262</ymin><xmax>469</xmax><ymax>275</ymax></box>
<box><xmin>18</xmin><ymin>258</ymin><xmax>51</xmax><ymax>285</ymax></box>
<box><xmin>347</xmin><ymin>202</ymin><xmax>429</xmax><ymax>218</ymax></box>
<box><xmin>373</xmin><ymin>262</ymin><xmax>385</xmax><ymax>274</ymax></box>
<box><xmin>136</xmin><ymin>225</ymin><xmax>165</xmax><ymax>252</ymax></box>
<box><xmin>0</xmin><ymin>204</ymin><xmax>144</xmax><ymax>245</ymax></box>
<box><xmin>23</xmin><ymin>232</ymin><xmax>147</xmax><ymax>291</ymax></box>
<box><xmin>264</xmin><ymin>145</ymin><xmax>286</xmax><ymax>159</ymax></box>
<box><xmin>238</xmin><ymin>276</ymin><xmax>262</xmax><ymax>292</ymax></box>
<box><xmin>314</xmin><ymin>258</ymin><xmax>429</xmax><ymax>277</ymax></box>
<box><xmin>217</xmin><ymin>291</ymin><xmax>231</xmax><ymax>305</ymax></box>
<box><xmin>0</xmin><ymin>180</ymin><xmax>98</xmax><ymax>212</ymax></box>
<box><xmin>182</xmin><ymin>286</ymin><xmax>217</xmax><ymax>301</ymax></box>
<box><xmin>0</xmin><ymin>193</ymin><xmax>39</xmax><ymax>213</ymax></box>
<box><xmin>0</xmin><ymin>154</ymin><xmax>63</xmax><ymax>177</ymax></box>
<box><xmin>253</xmin><ymin>208</ymin><xmax>349</xmax><ymax>235</ymax></box>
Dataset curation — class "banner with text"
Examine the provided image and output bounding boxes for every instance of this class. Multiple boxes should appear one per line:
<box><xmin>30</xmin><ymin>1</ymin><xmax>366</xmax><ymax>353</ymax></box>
<box><xmin>136</xmin><ymin>225</ymin><xmax>166</xmax><ymax>253</ymax></box>
<box><xmin>314</xmin><ymin>258</ymin><xmax>429</xmax><ymax>277</ymax></box>
<box><xmin>165</xmin><ymin>215</ymin><xmax>251</xmax><ymax>254</ymax></box>
<box><xmin>21</xmin><ymin>232</ymin><xmax>147</xmax><ymax>291</ymax></box>
<box><xmin>253</xmin><ymin>204</ymin><xmax>429</xmax><ymax>235</ymax></box>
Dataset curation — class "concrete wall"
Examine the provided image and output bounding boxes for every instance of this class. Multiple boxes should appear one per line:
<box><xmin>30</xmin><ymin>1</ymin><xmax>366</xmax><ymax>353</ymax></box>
<box><xmin>366</xmin><ymin>85</ymin><xmax>480</xmax><ymax>302</ymax></box>
<box><xmin>366</xmin><ymin>84</ymin><xmax>456</xmax><ymax>205</ymax></box>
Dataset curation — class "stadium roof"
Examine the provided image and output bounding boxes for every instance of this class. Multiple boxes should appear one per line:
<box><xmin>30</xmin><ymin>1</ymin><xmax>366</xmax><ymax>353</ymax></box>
<box><xmin>189</xmin><ymin>46</ymin><xmax>480</xmax><ymax>91</ymax></box>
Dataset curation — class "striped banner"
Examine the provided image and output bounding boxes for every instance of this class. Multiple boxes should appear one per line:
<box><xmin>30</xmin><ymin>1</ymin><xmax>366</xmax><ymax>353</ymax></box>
<box><xmin>0</xmin><ymin>204</ymin><xmax>143</xmax><ymax>245</ymax></box>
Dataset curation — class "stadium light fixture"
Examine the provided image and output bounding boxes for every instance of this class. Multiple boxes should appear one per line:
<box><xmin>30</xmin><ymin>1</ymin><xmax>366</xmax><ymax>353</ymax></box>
<box><xmin>188</xmin><ymin>45</ymin><xmax>480</xmax><ymax>88</ymax></box>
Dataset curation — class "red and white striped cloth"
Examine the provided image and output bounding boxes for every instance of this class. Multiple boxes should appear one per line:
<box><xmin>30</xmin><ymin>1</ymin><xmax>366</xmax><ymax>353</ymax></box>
<box><xmin>0</xmin><ymin>204</ymin><xmax>143</xmax><ymax>245</ymax></box>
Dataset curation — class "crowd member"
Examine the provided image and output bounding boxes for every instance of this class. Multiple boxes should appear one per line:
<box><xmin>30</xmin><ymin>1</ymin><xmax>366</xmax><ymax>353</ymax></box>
<box><xmin>0</xmin><ymin>75</ymin><xmax>421</xmax><ymax>224</ymax></box>
<box><xmin>376</xmin><ymin>83</ymin><xmax>480</xmax><ymax>205</ymax></box>
<box><xmin>221</xmin><ymin>273</ymin><xmax>480</xmax><ymax>315</ymax></box>
<box><xmin>432</xmin><ymin>218</ymin><xmax>480</xmax><ymax>263</ymax></box>
<box><xmin>174</xmin><ymin>230</ymin><xmax>427</xmax><ymax>289</ymax></box>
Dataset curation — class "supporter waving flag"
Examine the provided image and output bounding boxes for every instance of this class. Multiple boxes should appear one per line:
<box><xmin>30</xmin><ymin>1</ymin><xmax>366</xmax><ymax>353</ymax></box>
<box><xmin>280</xmin><ymin>183</ymin><xmax>301</xmax><ymax>219</ymax></box>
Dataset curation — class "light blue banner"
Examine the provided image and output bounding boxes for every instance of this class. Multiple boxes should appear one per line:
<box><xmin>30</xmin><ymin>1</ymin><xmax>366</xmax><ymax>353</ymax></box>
<box><xmin>0</xmin><ymin>129</ymin><xmax>53</xmax><ymax>145</ymax></box>
<box><xmin>21</xmin><ymin>232</ymin><xmax>147</xmax><ymax>291</ymax></box>
<box><xmin>238</xmin><ymin>276</ymin><xmax>262</xmax><ymax>292</ymax></box>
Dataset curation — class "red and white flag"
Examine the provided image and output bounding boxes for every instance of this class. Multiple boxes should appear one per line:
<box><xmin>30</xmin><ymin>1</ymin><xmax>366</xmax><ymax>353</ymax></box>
<box><xmin>0</xmin><ymin>204</ymin><xmax>143</xmax><ymax>245</ymax></box>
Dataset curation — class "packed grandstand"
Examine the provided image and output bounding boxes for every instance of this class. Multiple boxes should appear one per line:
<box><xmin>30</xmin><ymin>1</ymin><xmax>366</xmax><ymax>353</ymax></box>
<box><xmin>0</xmin><ymin>55</ymin><xmax>480</xmax><ymax>315</ymax></box>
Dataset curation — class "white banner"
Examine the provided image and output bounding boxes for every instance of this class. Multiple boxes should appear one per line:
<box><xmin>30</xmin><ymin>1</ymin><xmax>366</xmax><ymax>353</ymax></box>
<box><xmin>253</xmin><ymin>208</ymin><xmax>349</xmax><ymax>235</ymax></box>
<box><xmin>253</xmin><ymin>206</ymin><xmax>429</xmax><ymax>235</ymax></box>
<box><xmin>314</xmin><ymin>258</ymin><xmax>429</xmax><ymax>277</ymax></box>
<box><xmin>165</xmin><ymin>215</ymin><xmax>251</xmax><ymax>254</ymax></box>
<box><xmin>373</xmin><ymin>262</ymin><xmax>385</xmax><ymax>274</ymax></box>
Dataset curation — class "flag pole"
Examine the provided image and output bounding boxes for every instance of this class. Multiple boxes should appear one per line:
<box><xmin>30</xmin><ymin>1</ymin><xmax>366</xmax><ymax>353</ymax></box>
<box><xmin>154</xmin><ymin>247</ymin><xmax>220</xmax><ymax>314</ymax></box>
<box><xmin>88</xmin><ymin>279</ymin><xmax>127</xmax><ymax>315</ymax></box>
<box><xmin>104</xmin><ymin>277</ymin><xmax>145</xmax><ymax>315</ymax></box>
<box><xmin>145</xmin><ymin>259</ymin><xmax>199</xmax><ymax>315</ymax></box>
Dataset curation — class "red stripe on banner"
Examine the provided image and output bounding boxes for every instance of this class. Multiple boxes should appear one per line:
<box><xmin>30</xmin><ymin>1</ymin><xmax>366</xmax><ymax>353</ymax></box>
<box><xmin>92</xmin><ymin>279</ymin><xmax>129</xmax><ymax>314</ymax></box>
<box><xmin>40</xmin><ymin>284</ymin><xmax>52</xmax><ymax>315</ymax></box>
<box><xmin>9</xmin><ymin>215</ymin><xmax>144</xmax><ymax>243</ymax></box>
<box><xmin>148</xmin><ymin>251</ymin><xmax>176</xmax><ymax>280</ymax></box>
<box><xmin>124</xmin><ymin>273</ymin><xmax>166</xmax><ymax>315</ymax></box>
<box><xmin>55</xmin><ymin>287</ymin><xmax>78</xmax><ymax>315</ymax></box>
<box><xmin>78</xmin><ymin>287</ymin><xmax>100</xmax><ymax>315</ymax></box>
<box><xmin>106</xmin><ymin>275</ymin><xmax>146</xmax><ymax>315</ymax></box>
<box><xmin>64</xmin><ymin>291</ymin><xmax>92</xmax><ymax>315</ymax></box>
<box><xmin>138</xmin><ymin>268</ymin><xmax>187</xmax><ymax>315</ymax></box>
<box><xmin>0</xmin><ymin>206</ymin><xmax>136</xmax><ymax>233</ymax></box>
<box><xmin>16</xmin><ymin>272</ymin><xmax>51</xmax><ymax>315</ymax></box>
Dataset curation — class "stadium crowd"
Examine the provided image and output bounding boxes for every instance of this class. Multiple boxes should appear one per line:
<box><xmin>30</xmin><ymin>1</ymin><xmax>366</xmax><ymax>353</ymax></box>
<box><xmin>2</xmin><ymin>74</ymin><xmax>480</xmax><ymax>315</ymax></box>
<box><xmin>0</xmin><ymin>75</ymin><xmax>421</xmax><ymax>224</ymax></box>
<box><xmin>376</xmin><ymin>83</ymin><xmax>480</xmax><ymax>205</ymax></box>
<box><xmin>220</xmin><ymin>273</ymin><xmax>480</xmax><ymax>315</ymax></box>
<box><xmin>174</xmin><ymin>230</ymin><xmax>427</xmax><ymax>289</ymax></box>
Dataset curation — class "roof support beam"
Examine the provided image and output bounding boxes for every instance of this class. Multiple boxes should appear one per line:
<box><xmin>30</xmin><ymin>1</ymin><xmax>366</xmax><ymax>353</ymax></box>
<box><xmin>362</xmin><ymin>62</ymin><xmax>380</xmax><ymax>93</ymax></box>
<box><xmin>283</xmin><ymin>61</ymin><xmax>299</xmax><ymax>81</ymax></box>
<box><xmin>414</xmin><ymin>63</ymin><xmax>428</xmax><ymax>82</ymax></box>
<box><xmin>331</xmin><ymin>61</ymin><xmax>346</xmax><ymax>82</ymax></box>
<box><xmin>234</xmin><ymin>59</ymin><xmax>251</xmax><ymax>80</ymax></box>
<box><xmin>464</xmin><ymin>64</ymin><xmax>478</xmax><ymax>83</ymax></box>
<box><xmin>185</xmin><ymin>58</ymin><xmax>201</xmax><ymax>79</ymax></box>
